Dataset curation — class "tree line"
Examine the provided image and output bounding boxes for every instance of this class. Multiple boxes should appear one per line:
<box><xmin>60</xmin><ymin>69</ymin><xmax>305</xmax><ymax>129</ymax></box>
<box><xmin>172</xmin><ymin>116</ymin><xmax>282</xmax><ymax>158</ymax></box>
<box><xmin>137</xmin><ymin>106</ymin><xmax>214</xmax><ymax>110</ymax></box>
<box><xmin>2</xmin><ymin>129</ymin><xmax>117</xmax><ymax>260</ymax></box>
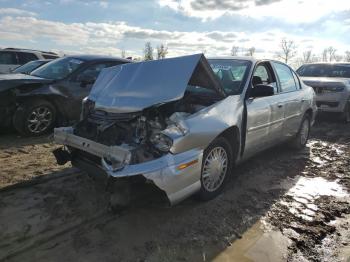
<box><xmin>231</xmin><ymin>38</ymin><xmax>350</xmax><ymax>66</ymax></box>
<box><xmin>121</xmin><ymin>39</ymin><xmax>350</xmax><ymax>66</ymax></box>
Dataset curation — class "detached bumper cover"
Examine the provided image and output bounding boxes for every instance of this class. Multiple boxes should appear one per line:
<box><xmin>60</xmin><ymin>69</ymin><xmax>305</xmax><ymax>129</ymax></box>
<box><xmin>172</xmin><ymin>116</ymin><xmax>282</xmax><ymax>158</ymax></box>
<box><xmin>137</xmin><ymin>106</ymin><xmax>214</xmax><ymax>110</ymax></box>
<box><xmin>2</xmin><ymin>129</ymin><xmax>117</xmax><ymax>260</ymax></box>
<box><xmin>54</xmin><ymin>127</ymin><xmax>203</xmax><ymax>204</ymax></box>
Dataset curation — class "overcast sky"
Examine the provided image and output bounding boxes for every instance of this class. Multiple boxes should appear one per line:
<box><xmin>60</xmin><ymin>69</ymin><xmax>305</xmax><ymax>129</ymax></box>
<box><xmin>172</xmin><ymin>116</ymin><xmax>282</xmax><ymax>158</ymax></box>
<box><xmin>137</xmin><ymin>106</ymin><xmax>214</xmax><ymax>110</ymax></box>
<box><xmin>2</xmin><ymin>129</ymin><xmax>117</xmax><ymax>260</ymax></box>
<box><xmin>0</xmin><ymin>0</ymin><xmax>349</xmax><ymax>59</ymax></box>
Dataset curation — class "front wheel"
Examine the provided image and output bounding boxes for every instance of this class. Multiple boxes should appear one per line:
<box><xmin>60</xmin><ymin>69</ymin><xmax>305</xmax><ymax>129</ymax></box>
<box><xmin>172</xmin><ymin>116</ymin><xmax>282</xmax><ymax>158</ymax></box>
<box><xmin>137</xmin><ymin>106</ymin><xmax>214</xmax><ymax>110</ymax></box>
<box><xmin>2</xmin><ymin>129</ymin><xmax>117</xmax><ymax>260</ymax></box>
<box><xmin>198</xmin><ymin>137</ymin><xmax>233</xmax><ymax>201</ymax></box>
<box><xmin>289</xmin><ymin>114</ymin><xmax>311</xmax><ymax>150</ymax></box>
<box><xmin>13</xmin><ymin>99</ymin><xmax>56</xmax><ymax>136</ymax></box>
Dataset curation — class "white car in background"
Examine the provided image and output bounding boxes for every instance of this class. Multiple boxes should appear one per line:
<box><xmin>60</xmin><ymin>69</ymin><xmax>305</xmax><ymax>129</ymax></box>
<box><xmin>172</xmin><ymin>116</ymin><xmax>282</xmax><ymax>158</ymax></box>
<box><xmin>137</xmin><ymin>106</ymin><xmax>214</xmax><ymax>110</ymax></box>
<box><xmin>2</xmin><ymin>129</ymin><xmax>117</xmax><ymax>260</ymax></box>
<box><xmin>297</xmin><ymin>63</ymin><xmax>350</xmax><ymax>122</ymax></box>
<box><xmin>0</xmin><ymin>48</ymin><xmax>60</xmax><ymax>74</ymax></box>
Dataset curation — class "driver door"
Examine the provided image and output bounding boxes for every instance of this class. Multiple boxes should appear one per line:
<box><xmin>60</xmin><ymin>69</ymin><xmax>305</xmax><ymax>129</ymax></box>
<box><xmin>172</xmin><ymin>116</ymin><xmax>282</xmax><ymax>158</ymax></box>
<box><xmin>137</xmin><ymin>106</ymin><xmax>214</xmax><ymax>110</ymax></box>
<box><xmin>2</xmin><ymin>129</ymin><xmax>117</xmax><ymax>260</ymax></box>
<box><xmin>244</xmin><ymin>62</ymin><xmax>284</xmax><ymax>158</ymax></box>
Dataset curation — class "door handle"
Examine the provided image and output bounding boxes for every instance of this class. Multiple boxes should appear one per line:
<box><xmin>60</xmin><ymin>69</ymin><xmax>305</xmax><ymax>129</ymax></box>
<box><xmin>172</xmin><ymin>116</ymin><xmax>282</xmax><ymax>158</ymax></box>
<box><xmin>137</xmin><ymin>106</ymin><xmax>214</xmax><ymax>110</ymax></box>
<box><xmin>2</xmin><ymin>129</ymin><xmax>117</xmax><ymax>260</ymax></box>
<box><xmin>301</xmin><ymin>99</ymin><xmax>307</xmax><ymax>102</ymax></box>
<box><xmin>277</xmin><ymin>103</ymin><xmax>283</xmax><ymax>108</ymax></box>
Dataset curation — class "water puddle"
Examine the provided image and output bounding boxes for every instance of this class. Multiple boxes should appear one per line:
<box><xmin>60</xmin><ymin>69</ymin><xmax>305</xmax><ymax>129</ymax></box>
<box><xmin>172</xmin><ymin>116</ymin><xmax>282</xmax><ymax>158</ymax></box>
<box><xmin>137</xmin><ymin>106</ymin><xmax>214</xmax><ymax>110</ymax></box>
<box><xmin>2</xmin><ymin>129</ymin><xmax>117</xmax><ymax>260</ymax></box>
<box><xmin>213</xmin><ymin>176</ymin><xmax>349</xmax><ymax>261</ymax></box>
<box><xmin>213</xmin><ymin>222</ymin><xmax>289</xmax><ymax>262</ymax></box>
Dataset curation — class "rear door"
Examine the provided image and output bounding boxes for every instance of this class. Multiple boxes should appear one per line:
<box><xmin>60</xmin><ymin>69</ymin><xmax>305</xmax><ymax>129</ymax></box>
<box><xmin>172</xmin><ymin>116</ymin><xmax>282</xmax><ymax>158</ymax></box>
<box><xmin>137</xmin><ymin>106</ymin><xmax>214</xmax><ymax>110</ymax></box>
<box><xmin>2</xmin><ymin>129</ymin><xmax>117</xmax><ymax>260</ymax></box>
<box><xmin>244</xmin><ymin>62</ymin><xmax>284</xmax><ymax>157</ymax></box>
<box><xmin>0</xmin><ymin>51</ymin><xmax>18</xmax><ymax>73</ymax></box>
<box><xmin>272</xmin><ymin>62</ymin><xmax>304</xmax><ymax>140</ymax></box>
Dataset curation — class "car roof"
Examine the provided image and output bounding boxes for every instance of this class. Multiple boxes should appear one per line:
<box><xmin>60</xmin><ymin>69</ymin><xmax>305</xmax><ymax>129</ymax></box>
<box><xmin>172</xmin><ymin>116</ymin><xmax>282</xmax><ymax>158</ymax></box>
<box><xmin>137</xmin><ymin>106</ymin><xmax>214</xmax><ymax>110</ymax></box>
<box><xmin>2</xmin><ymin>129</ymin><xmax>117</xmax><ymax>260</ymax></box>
<box><xmin>300</xmin><ymin>62</ymin><xmax>350</xmax><ymax>66</ymax></box>
<box><xmin>207</xmin><ymin>56</ymin><xmax>285</xmax><ymax>65</ymax></box>
<box><xmin>208</xmin><ymin>56</ymin><xmax>257</xmax><ymax>63</ymax></box>
<box><xmin>1</xmin><ymin>48</ymin><xmax>59</xmax><ymax>56</ymax></box>
<box><xmin>65</xmin><ymin>54</ymin><xmax>132</xmax><ymax>63</ymax></box>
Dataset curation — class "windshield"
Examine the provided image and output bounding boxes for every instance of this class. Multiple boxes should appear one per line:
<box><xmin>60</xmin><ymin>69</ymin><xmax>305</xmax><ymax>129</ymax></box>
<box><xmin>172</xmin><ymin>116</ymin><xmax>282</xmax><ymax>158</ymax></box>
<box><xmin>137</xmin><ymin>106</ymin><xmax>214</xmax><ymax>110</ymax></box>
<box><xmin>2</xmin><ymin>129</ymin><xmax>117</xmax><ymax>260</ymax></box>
<box><xmin>297</xmin><ymin>64</ymin><xmax>350</xmax><ymax>78</ymax></box>
<box><xmin>13</xmin><ymin>60</ymin><xmax>47</xmax><ymax>74</ymax></box>
<box><xmin>208</xmin><ymin>59</ymin><xmax>252</xmax><ymax>95</ymax></box>
<box><xmin>31</xmin><ymin>57</ymin><xmax>84</xmax><ymax>80</ymax></box>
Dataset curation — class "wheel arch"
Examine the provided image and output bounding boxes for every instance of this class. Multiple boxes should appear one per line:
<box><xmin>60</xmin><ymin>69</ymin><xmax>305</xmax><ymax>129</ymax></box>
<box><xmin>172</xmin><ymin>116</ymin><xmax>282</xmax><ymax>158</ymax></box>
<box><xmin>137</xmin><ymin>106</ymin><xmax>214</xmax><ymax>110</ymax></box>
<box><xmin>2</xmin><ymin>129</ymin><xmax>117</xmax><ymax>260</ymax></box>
<box><xmin>216</xmin><ymin>125</ymin><xmax>241</xmax><ymax>164</ymax></box>
<box><xmin>16</xmin><ymin>94</ymin><xmax>67</xmax><ymax>125</ymax></box>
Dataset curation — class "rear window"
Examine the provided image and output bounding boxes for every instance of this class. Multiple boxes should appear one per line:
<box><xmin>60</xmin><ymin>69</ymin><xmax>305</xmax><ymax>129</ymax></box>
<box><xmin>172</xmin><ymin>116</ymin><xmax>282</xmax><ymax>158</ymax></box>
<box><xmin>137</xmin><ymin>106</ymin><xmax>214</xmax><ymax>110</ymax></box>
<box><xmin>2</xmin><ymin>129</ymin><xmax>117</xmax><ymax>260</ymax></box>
<box><xmin>297</xmin><ymin>64</ymin><xmax>350</xmax><ymax>78</ymax></box>
<box><xmin>0</xmin><ymin>52</ymin><xmax>17</xmax><ymax>64</ymax></box>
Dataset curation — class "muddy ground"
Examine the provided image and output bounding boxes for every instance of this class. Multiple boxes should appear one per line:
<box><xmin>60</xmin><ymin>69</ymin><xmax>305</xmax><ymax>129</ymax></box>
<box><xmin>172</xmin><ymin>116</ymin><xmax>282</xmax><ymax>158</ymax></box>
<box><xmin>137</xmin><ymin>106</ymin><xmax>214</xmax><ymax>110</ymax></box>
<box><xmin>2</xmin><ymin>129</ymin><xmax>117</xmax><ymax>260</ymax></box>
<box><xmin>0</xmin><ymin>119</ymin><xmax>349</xmax><ymax>262</ymax></box>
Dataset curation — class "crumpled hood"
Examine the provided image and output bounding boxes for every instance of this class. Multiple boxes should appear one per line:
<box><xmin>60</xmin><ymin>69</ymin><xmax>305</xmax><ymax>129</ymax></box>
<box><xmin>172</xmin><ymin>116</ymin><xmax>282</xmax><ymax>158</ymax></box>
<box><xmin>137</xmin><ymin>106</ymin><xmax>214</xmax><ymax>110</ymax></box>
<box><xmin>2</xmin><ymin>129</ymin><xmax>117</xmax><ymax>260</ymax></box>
<box><xmin>89</xmin><ymin>54</ymin><xmax>225</xmax><ymax>113</ymax></box>
<box><xmin>0</xmin><ymin>73</ymin><xmax>53</xmax><ymax>92</ymax></box>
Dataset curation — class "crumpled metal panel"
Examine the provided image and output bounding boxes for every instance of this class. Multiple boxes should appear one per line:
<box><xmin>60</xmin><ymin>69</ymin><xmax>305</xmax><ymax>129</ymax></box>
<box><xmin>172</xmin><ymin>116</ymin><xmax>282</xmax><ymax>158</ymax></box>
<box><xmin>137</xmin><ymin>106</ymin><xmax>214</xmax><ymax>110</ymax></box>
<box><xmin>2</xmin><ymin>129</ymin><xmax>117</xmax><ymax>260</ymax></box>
<box><xmin>89</xmin><ymin>54</ymin><xmax>225</xmax><ymax>113</ymax></box>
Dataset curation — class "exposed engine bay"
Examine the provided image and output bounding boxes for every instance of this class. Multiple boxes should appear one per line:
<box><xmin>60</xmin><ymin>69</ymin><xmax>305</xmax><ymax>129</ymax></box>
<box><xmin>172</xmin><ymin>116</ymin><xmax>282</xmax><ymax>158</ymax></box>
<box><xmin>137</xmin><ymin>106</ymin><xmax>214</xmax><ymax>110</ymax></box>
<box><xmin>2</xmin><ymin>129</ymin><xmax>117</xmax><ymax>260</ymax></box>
<box><xmin>73</xmin><ymin>89</ymin><xmax>220</xmax><ymax>165</ymax></box>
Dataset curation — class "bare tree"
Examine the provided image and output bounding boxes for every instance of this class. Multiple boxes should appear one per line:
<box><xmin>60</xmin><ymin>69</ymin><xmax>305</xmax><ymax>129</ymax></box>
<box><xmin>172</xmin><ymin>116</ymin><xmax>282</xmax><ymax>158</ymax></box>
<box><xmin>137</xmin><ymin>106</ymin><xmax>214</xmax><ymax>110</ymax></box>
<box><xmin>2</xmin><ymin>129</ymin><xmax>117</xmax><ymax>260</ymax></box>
<box><xmin>302</xmin><ymin>50</ymin><xmax>313</xmax><ymax>63</ymax></box>
<box><xmin>345</xmin><ymin>51</ymin><xmax>350</xmax><ymax>62</ymax></box>
<box><xmin>327</xmin><ymin>46</ymin><xmax>337</xmax><ymax>62</ymax></box>
<box><xmin>121</xmin><ymin>49</ymin><xmax>126</xmax><ymax>59</ymax></box>
<box><xmin>231</xmin><ymin>46</ymin><xmax>239</xmax><ymax>56</ymax></box>
<box><xmin>143</xmin><ymin>42</ymin><xmax>154</xmax><ymax>61</ymax></box>
<box><xmin>156</xmin><ymin>43</ymin><xmax>168</xmax><ymax>59</ymax></box>
<box><xmin>245</xmin><ymin>47</ymin><xmax>256</xmax><ymax>57</ymax></box>
<box><xmin>322</xmin><ymin>49</ymin><xmax>328</xmax><ymax>62</ymax></box>
<box><xmin>276</xmin><ymin>38</ymin><xmax>297</xmax><ymax>64</ymax></box>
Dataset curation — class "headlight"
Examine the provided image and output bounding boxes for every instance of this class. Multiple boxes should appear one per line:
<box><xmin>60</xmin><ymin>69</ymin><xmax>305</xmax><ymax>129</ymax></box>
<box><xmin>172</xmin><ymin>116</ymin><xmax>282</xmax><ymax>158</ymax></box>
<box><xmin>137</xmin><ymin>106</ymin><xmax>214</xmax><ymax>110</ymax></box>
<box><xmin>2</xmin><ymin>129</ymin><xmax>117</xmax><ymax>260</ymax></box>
<box><xmin>150</xmin><ymin>133</ymin><xmax>173</xmax><ymax>152</ymax></box>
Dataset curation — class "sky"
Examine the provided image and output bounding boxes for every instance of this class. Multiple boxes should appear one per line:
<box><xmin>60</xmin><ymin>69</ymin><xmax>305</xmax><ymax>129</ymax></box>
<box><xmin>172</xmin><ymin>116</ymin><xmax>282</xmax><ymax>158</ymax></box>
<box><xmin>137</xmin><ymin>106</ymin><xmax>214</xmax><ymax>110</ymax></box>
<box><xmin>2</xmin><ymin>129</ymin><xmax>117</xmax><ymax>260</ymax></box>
<box><xmin>0</xmin><ymin>0</ymin><xmax>349</xmax><ymax>60</ymax></box>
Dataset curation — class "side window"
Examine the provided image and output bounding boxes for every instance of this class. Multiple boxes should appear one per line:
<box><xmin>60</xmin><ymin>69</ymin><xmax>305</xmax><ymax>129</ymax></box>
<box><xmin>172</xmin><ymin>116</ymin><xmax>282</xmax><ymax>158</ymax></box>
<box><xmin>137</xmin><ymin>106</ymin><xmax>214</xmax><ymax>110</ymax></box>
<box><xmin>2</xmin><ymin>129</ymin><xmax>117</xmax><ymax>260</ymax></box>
<box><xmin>0</xmin><ymin>52</ymin><xmax>17</xmax><ymax>65</ymax></box>
<box><xmin>252</xmin><ymin>63</ymin><xmax>278</xmax><ymax>94</ymax></box>
<box><xmin>254</xmin><ymin>65</ymin><xmax>269</xmax><ymax>82</ymax></box>
<box><xmin>17</xmin><ymin>52</ymin><xmax>38</xmax><ymax>64</ymax></box>
<box><xmin>76</xmin><ymin>62</ymin><xmax>111</xmax><ymax>82</ymax></box>
<box><xmin>292</xmin><ymin>71</ymin><xmax>301</xmax><ymax>89</ymax></box>
<box><xmin>43</xmin><ymin>54</ymin><xmax>59</xmax><ymax>59</ymax></box>
<box><xmin>272</xmin><ymin>62</ymin><xmax>297</xmax><ymax>93</ymax></box>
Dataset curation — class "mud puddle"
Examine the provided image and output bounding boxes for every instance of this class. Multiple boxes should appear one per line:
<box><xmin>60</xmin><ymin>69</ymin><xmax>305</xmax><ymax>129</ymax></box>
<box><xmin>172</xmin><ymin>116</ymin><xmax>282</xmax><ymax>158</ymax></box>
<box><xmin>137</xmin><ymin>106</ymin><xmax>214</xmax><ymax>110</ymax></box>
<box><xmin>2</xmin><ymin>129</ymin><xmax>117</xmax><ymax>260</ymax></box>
<box><xmin>213</xmin><ymin>175</ymin><xmax>350</xmax><ymax>262</ymax></box>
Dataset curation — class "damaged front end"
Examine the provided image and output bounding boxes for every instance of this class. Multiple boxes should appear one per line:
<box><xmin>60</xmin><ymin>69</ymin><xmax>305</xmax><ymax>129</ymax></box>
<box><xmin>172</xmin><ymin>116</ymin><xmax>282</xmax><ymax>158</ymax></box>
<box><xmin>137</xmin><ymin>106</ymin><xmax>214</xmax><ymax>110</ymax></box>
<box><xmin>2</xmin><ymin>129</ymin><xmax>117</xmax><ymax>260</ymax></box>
<box><xmin>53</xmin><ymin>54</ymin><xmax>227</xmax><ymax>205</ymax></box>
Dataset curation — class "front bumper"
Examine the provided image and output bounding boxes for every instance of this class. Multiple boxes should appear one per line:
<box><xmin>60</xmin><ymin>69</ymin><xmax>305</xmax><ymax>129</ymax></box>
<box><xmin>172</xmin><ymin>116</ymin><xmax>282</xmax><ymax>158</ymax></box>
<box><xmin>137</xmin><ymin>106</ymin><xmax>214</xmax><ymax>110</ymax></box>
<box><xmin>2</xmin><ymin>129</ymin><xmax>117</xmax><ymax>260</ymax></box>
<box><xmin>315</xmin><ymin>92</ymin><xmax>349</xmax><ymax>113</ymax></box>
<box><xmin>54</xmin><ymin>127</ymin><xmax>203</xmax><ymax>205</ymax></box>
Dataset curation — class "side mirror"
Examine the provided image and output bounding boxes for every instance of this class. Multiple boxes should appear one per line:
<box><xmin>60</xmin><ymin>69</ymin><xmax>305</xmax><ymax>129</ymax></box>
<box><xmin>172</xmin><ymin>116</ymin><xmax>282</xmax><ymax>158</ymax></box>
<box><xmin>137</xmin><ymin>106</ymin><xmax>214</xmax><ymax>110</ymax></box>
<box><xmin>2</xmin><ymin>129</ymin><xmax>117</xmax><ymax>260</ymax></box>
<box><xmin>78</xmin><ymin>74</ymin><xmax>96</xmax><ymax>88</ymax></box>
<box><xmin>250</xmin><ymin>84</ymin><xmax>274</xmax><ymax>98</ymax></box>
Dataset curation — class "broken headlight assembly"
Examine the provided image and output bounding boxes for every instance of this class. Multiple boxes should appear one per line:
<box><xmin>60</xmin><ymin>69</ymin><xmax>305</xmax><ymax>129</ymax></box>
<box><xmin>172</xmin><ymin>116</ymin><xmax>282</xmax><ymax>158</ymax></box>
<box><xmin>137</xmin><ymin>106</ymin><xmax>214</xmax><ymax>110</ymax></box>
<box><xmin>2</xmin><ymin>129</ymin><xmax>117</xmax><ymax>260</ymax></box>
<box><xmin>80</xmin><ymin>98</ymin><xmax>95</xmax><ymax>120</ymax></box>
<box><xmin>150</xmin><ymin>133</ymin><xmax>173</xmax><ymax>152</ymax></box>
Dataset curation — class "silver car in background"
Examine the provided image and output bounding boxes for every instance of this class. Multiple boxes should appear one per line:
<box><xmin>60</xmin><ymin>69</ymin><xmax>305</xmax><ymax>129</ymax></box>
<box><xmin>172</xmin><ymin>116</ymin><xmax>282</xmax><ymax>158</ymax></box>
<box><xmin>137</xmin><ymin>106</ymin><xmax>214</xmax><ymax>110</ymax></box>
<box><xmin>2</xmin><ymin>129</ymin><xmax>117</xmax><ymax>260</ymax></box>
<box><xmin>297</xmin><ymin>63</ymin><xmax>350</xmax><ymax>122</ymax></box>
<box><xmin>53</xmin><ymin>54</ymin><xmax>317</xmax><ymax>207</ymax></box>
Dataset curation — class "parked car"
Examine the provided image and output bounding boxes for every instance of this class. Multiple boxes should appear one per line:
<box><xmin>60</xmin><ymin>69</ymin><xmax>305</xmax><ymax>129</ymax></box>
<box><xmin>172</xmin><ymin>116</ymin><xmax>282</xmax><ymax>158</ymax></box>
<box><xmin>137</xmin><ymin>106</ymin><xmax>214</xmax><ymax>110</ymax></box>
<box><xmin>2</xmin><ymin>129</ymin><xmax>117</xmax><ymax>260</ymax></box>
<box><xmin>53</xmin><ymin>54</ymin><xmax>317</xmax><ymax>207</ymax></box>
<box><xmin>11</xmin><ymin>59</ymin><xmax>52</xmax><ymax>75</ymax></box>
<box><xmin>297</xmin><ymin>63</ymin><xmax>350</xmax><ymax>122</ymax></box>
<box><xmin>0</xmin><ymin>48</ymin><xmax>60</xmax><ymax>74</ymax></box>
<box><xmin>0</xmin><ymin>55</ymin><xmax>132</xmax><ymax>136</ymax></box>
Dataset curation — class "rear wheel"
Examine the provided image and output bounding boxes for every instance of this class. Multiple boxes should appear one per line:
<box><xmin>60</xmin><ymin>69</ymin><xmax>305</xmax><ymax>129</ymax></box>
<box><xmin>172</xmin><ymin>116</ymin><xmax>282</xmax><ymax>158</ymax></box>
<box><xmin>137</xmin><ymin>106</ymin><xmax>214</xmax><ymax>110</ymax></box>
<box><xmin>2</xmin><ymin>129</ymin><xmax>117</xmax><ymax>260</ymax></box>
<box><xmin>13</xmin><ymin>99</ymin><xmax>56</xmax><ymax>136</ymax></box>
<box><xmin>199</xmin><ymin>137</ymin><xmax>233</xmax><ymax>201</ymax></box>
<box><xmin>289</xmin><ymin>114</ymin><xmax>310</xmax><ymax>150</ymax></box>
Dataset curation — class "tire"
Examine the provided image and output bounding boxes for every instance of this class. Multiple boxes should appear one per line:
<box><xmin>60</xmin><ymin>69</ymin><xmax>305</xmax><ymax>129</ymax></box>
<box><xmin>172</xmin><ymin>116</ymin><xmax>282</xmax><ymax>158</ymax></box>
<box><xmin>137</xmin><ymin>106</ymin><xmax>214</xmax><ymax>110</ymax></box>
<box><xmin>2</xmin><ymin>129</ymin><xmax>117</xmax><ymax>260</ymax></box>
<box><xmin>289</xmin><ymin>114</ymin><xmax>311</xmax><ymax>150</ymax></box>
<box><xmin>13</xmin><ymin>99</ymin><xmax>56</xmax><ymax>136</ymax></box>
<box><xmin>340</xmin><ymin>101</ymin><xmax>350</xmax><ymax>123</ymax></box>
<box><xmin>198</xmin><ymin>137</ymin><xmax>233</xmax><ymax>201</ymax></box>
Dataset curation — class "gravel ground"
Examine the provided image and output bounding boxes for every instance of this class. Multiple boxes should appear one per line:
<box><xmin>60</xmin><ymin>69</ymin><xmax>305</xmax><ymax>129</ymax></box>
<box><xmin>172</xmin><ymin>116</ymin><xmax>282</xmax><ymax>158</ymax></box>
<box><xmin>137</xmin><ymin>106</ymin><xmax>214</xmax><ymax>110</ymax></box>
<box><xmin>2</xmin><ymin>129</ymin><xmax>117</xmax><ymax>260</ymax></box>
<box><xmin>0</xmin><ymin>119</ymin><xmax>349</xmax><ymax>262</ymax></box>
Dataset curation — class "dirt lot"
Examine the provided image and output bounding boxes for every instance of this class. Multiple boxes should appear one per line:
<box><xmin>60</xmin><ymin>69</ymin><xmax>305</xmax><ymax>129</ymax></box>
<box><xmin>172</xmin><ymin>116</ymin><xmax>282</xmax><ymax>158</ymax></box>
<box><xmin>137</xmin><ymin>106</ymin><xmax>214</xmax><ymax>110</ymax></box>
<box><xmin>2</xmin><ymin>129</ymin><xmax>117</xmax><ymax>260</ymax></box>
<box><xmin>0</xmin><ymin>119</ymin><xmax>349</xmax><ymax>262</ymax></box>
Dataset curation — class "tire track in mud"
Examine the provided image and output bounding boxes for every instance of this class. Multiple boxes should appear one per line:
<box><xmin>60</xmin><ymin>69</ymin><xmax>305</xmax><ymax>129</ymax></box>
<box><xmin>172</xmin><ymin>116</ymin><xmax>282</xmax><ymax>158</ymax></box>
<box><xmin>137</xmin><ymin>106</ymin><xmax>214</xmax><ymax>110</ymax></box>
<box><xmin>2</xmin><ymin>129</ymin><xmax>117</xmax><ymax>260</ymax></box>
<box><xmin>0</xmin><ymin>168</ymin><xmax>79</xmax><ymax>194</ymax></box>
<box><xmin>0</xmin><ymin>168</ymin><xmax>114</xmax><ymax>261</ymax></box>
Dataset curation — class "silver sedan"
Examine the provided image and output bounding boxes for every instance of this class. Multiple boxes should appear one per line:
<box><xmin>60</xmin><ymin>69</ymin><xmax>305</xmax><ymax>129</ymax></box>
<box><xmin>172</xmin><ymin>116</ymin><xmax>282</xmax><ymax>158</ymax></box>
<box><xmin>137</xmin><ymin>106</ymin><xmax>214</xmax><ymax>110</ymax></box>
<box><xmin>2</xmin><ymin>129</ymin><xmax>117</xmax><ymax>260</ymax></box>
<box><xmin>53</xmin><ymin>54</ymin><xmax>317</xmax><ymax>206</ymax></box>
